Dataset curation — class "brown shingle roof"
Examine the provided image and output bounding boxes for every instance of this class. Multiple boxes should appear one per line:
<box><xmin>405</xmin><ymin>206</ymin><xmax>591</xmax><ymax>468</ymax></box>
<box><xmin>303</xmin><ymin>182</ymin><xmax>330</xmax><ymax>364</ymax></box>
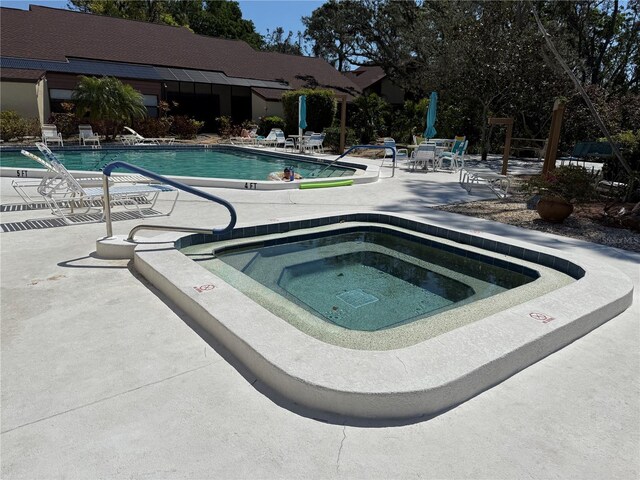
<box><xmin>0</xmin><ymin>68</ymin><xmax>45</xmax><ymax>81</ymax></box>
<box><xmin>0</xmin><ymin>6</ymin><xmax>361</xmax><ymax>98</ymax></box>
<box><xmin>344</xmin><ymin>66</ymin><xmax>386</xmax><ymax>90</ymax></box>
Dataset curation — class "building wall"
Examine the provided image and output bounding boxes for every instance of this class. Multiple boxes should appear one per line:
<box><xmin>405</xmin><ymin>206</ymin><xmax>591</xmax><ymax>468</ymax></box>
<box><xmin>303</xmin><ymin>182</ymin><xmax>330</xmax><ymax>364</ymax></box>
<box><xmin>0</xmin><ymin>81</ymin><xmax>40</xmax><ymax>120</ymax></box>
<box><xmin>251</xmin><ymin>93</ymin><xmax>283</xmax><ymax>121</ymax></box>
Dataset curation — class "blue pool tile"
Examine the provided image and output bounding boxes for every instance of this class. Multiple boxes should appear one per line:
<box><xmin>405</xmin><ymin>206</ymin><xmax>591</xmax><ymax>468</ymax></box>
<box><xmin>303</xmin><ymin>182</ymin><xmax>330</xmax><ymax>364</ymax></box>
<box><xmin>553</xmin><ymin>257</ymin><xmax>570</xmax><ymax>273</ymax></box>
<box><xmin>508</xmin><ymin>245</ymin><xmax>525</xmax><ymax>259</ymax></box>
<box><xmin>495</xmin><ymin>242</ymin><xmax>510</xmax><ymax>255</ymax></box>
<box><xmin>538</xmin><ymin>253</ymin><xmax>555</xmax><ymax>268</ymax></box>
<box><xmin>523</xmin><ymin>249</ymin><xmax>540</xmax><ymax>264</ymax></box>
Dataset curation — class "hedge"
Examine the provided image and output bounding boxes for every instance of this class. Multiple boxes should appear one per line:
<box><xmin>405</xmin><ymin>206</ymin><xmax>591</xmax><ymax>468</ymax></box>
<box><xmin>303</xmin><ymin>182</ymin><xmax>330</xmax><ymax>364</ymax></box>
<box><xmin>281</xmin><ymin>89</ymin><xmax>336</xmax><ymax>135</ymax></box>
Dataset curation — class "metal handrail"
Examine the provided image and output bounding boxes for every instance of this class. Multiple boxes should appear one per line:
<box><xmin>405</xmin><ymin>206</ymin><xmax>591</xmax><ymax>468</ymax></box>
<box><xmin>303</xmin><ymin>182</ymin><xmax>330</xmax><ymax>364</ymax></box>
<box><xmin>313</xmin><ymin>145</ymin><xmax>397</xmax><ymax>178</ymax></box>
<box><xmin>101</xmin><ymin>161</ymin><xmax>237</xmax><ymax>241</ymax></box>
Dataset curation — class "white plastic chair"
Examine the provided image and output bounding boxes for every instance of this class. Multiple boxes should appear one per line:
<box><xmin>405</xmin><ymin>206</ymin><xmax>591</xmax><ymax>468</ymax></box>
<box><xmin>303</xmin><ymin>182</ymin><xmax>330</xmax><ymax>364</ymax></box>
<box><xmin>78</xmin><ymin>124</ymin><xmax>100</xmax><ymax>146</ymax></box>
<box><xmin>41</xmin><ymin>124</ymin><xmax>63</xmax><ymax>147</ymax></box>
<box><xmin>408</xmin><ymin>143</ymin><xmax>437</xmax><ymax>171</ymax></box>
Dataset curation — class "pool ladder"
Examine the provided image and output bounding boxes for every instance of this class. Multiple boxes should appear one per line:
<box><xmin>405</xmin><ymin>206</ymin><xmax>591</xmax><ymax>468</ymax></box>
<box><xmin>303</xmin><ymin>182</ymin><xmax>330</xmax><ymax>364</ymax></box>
<box><xmin>101</xmin><ymin>161</ymin><xmax>237</xmax><ymax>241</ymax></box>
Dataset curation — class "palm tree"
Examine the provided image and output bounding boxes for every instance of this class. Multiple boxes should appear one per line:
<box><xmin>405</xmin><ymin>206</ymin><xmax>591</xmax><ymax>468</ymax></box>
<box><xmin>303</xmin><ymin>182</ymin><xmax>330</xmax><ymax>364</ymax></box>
<box><xmin>72</xmin><ymin>76</ymin><xmax>147</xmax><ymax>140</ymax></box>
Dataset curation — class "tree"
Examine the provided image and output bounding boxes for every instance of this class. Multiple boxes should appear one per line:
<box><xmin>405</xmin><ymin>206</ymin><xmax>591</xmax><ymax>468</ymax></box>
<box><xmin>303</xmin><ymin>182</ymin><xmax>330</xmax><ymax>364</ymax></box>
<box><xmin>262</xmin><ymin>27</ymin><xmax>304</xmax><ymax>55</ymax></box>
<box><xmin>351</xmin><ymin>94</ymin><xmax>389</xmax><ymax>143</ymax></box>
<box><xmin>302</xmin><ymin>0</ymin><xmax>371</xmax><ymax>71</ymax></box>
<box><xmin>72</xmin><ymin>76</ymin><xmax>147</xmax><ymax>139</ymax></box>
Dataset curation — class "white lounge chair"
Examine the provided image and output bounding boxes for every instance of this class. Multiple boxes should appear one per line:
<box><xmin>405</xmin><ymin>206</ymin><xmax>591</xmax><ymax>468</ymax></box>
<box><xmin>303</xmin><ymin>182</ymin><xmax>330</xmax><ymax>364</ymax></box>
<box><xmin>258</xmin><ymin>129</ymin><xmax>278</xmax><ymax>147</ymax></box>
<box><xmin>121</xmin><ymin>126</ymin><xmax>175</xmax><ymax>145</ymax></box>
<box><xmin>19</xmin><ymin>143</ymin><xmax>178</xmax><ymax>224</ymax></box>
<box><xmin>78</xmin><ymin>124</ymin><xmax>100</xmax><ymax>146</ymax></box>
<box><xmin>41</xmin><ymin>124</ymin><xmax>63</xmax><ymax>147</ymax></box>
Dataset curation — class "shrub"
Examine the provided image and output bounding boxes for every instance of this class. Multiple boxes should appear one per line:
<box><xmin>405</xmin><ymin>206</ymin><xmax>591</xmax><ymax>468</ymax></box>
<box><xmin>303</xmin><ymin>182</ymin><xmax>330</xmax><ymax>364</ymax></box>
<box><xmin>0</xmin><ymin>110</ymin><xmax>28</xmax><ymax>141</ymax></box>
<box><xmin>388</xmin><ymin>98</ymin><xmax>429</xmax><ymax>144</ymax></box>
<box><xmin>524</xmin><ymin>166</ymin><xmax>598</xmax><ymax>203</ymax></box>
<box><xmin>215</xmin><ymin>116</ymin><xmax>254</xmax><ymax>138</ymax></box>
<box><xmin>49</xmin><ymin>102</ymin><xmax>79</xmax><ymax>138</ymax></box>
<box><xmin>281</xmin><ymin>89</ymin><xmax>336</xmax><ymax>134</ymax></box>
<box><xmin>133</xmin><ymin>116</ymin><xmax>173</xmax><ymax>138</ymax></box>
<box><xmin>171</xmin><ymin>115</ymin><xmax>204</xmax><ymax>139</ymax></box>
<box><xmin>257</xmin><ymin>116</ymin><xmax>285</xmax><ymax>136</ymax></box>
<box><xmin>351</xmin><ymin>94</ymin><xmax>390</xmax><ymax>144</ymax></box>
<box><xmin>323</xmin><ymin>126</ymin><xmax>358</xmax><ymax>153</ymax></box>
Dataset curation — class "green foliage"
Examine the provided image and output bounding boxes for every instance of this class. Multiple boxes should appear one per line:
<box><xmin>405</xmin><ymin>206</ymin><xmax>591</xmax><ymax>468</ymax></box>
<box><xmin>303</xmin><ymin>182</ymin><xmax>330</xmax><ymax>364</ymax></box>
<box><xmin>603</xmin><ymin>130</ymin><xmax>640</xmax><ymax>182</ymax></box>
<box><xmin>0</xmin><ymin>111</ymin><xmax>27</xmax><ymax>142</ymax></box>
<box><xmin>257</xmin><ymin>116</ymin><xmax>285</xmax><ymax>136</ymax></box>
<box><xmin>388</xmin><ymin>98</ymin><xmax>429</xmax><ymax>144</ymax></box>
<box><xmin>49</xmin><ymin>102</ymin><xmax>79</xmax><ymax>138</ymax></box>
<box><xmin>170</xmin><ymin>115</ymin><xmax>204</xmax><ymax>139</ymax></box>
<box><xmin>262</xmin><ymin>27</ymin><xmax>303</xmax><ymax>55</ymax></box>
<box><xmin>524</xmin><ymin>166</ymin><xmax>598</xmax><ymax>203</ymax></box>
<box><xmin>351</xmin><ymin>94</ymin><xmax>390</xmax><ymax>144</ymax></box>
<box><xmin>302</xmin><ymin>0</ymin><xmax>369</xmax><ymax>71</ymax></box>
<box><xmin>323</xmin><ymin>126</ymin><xmax>358</xmax><ymax>153</ymax></box>
<box><xmin>133</xmin><ymin>116</ymin><xmax>173</xmax><ymax>138</ymax></box>
<box><xmin>215</xmin><ymin>116</ymin><xmax>254</xmax><ymax>137</ymax></box>
<box><xmin>72</xmin><ymin>76</ymin><xmax>147</xmax><ymax>139</ymax></box>
<box><xmin>281</xmin><ymin>89</ymin><xmax>336</xmax><ymax>134</ymax></box>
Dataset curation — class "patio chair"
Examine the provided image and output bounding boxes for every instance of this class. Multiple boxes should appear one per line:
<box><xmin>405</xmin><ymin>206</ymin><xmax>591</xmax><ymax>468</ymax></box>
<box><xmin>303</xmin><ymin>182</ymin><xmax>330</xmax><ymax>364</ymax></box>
<box><xmin>41</xmin><ymin>124</ymin><xmax>63</xmax><ymax>147</ymax></box>
<box><xmin>301</xmin><ymin>133</ymin><xmax>326</xmax><ymax>154</ymax></box>
<box><xmin>20</xmin><ymin>143</ymin><xmax>178</xmax><ymax>224</ymax></box>
<box><xmin>382</xmin><ymin>138</ymin><xmax>409</xmax><ymax>163</ymax></box>
<box><xmin>408</xmin><ymin>143</ymin><xmax>437</xmax><ymax>171</ymax></box>
<box><xmin>78</xmin><ymin>124</ymin><xmax>101</xmax><ymax>146</ymax></box>
<box><xmin>438</xmin><ymin>139</ymin><xmax>468</xmax><ymax>172</ymax></box>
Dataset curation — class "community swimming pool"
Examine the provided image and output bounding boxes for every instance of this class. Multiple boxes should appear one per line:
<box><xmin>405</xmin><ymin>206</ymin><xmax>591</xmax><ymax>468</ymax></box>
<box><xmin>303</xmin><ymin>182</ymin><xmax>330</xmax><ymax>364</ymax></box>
<box><xmin>0</xmin><ymin>146</ymin><xmax>356</xmax><ymax>180</ymax></box>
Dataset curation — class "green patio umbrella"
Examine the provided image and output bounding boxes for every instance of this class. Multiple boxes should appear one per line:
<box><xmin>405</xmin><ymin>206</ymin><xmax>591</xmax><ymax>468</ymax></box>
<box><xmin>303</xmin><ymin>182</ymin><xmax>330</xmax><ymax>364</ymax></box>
<box><xmin>424</xmin><ymin>91</ymin><xmax>438</xmax><ymax>139</ymax></box>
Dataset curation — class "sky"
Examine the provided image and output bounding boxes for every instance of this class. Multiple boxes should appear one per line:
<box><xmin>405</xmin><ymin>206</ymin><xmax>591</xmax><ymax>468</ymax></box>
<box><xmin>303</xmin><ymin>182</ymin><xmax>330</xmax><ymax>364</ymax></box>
<box><xmin>0</xmin><ymin>0</ymin><xmax>325</xmax><ymax>37</ymax></box>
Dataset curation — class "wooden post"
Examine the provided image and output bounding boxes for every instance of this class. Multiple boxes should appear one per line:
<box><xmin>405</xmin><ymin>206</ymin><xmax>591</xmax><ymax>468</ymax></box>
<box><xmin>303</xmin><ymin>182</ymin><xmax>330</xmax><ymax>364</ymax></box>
<box><xmin>488</xmin><ymin>117</ymin><xmax>514</xmax><ymax>175</ymax></box>
<box><xmin>338</xmin><ymin>95</ymin><xmax>347</xmax><ymax>154</ymax></box>
<box><xmin>542</xmin><ymin>99</ymin><xmax>566</xmax><ymax>174</ymax></box>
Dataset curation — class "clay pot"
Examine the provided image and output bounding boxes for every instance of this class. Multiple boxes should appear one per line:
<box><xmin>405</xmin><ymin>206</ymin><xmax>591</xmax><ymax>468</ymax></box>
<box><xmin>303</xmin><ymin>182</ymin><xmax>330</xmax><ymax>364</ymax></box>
<box><xmin>536</xmin><ymin>196</ymin><xmax>574</xmax><ymax>223</ymax></box>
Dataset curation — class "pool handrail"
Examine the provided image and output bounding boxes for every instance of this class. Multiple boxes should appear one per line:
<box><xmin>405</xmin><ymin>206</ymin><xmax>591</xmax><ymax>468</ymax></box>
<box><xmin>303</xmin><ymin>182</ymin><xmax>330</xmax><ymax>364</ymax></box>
<box><xmin>314</xmin><ymin>145</ymin><xmax>397</xmax><ymax>178</ymax></box>
<box><xmin>101</xmin><ymin>161</ymin><xmax>237</xmax><ymax>241</ymax></box>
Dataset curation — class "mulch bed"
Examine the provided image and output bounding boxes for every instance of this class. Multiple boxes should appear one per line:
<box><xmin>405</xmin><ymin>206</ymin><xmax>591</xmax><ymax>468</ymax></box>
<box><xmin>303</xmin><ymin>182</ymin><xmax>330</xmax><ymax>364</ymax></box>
<box><xmin>435</xmin><ymin>195</ymin><xmax>640</xmax><ymax>253</ymax></box>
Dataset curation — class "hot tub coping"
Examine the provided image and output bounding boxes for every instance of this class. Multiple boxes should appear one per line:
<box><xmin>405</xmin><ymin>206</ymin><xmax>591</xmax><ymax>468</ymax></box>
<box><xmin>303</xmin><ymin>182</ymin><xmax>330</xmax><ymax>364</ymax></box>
<box><xmin>133</xmin><ymin>211</ymin><xmax>633</xmax><ymax>420</ymax></box>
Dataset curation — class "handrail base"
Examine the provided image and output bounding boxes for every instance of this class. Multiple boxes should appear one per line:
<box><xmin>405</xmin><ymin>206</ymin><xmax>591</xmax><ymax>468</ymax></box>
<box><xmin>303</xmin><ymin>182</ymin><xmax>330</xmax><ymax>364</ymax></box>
<box><xmin>95</xmin><ymin>235</ymin><xmax>137</xmax><ymax>260</ymax></box>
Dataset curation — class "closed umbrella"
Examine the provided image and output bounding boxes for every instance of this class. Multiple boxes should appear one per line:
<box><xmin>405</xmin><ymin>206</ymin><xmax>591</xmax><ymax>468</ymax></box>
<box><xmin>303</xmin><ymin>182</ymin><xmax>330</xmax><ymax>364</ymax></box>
<box><xmin>424</xmin><ymin>91</ymin><xmax>438</xmax><ymax>139</ymax></box>
<box><xmin>298</xmin><ymin>95</ymin><xmax>307</xmax><ymax>152</ymax></box>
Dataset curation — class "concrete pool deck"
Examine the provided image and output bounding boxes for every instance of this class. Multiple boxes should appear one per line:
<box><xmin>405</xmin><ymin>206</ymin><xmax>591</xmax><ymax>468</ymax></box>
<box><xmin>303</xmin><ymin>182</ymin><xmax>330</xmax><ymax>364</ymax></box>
<box><xmin>1</xmin><ymin>161</ymin><xmax>639</xmax><ymax>478</ymax></box>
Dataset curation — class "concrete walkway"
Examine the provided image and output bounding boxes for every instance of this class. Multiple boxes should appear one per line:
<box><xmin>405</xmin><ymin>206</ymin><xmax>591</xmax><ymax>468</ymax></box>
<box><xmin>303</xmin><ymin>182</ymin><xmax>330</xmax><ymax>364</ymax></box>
<box><xmin>1</xmin><ymin>161</ymin><xmax>638</xmax><ymax>479</ymax></box>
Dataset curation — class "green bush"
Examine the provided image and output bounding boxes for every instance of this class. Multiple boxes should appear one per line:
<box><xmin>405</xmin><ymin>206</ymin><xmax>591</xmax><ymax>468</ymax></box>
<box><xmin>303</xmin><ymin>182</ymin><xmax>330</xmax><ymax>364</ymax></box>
<box><xmin>281</xmin><ymin>89</ymin><xmax>336</xmax><ymax>134</ymax></box>
<box><xmin>388</xmin><ymin>98</ymin><xmax>429</xmax><ymax>144</ymax></box>
<box><xmin>0</xmin><ymin>110</ymin><xmax>28</xmax><ymax>142</ymax></box>
<box><xmin>171</xmin><ymin>115</ymin><xmax>204</xmax><ymax>139</ymax></box>
<box><xmin>49</xmin><ymin>102</ymin><xmax>79</xmax><ymax>138</ymax></box>
<box><xmin>351</xmin><ymin>94</ymin><xmax>390</xmax><ymax>144</ymax></box>
<box><xmin>215</xmin><ymin>116</ymin><xmax>254</xmax><ymax>138</ymax></box>
<box><xmin>257</xmin><ymin>116</ymin><xmax>285</xmax><ymax>136</ymax></box>
<box><xmin>133</xmin><ymin>116</ymin><xmax>173</xmax><ymax>138</ymax></box>
<box><xmin>524</xmin><ymin>166</ymin><xmax>598</xmax><ymax>203</ymax></box>
<box><xmin>323</xmin><ymin>126</ymin><xmax>358</xmax><ymax>153</ymax></box>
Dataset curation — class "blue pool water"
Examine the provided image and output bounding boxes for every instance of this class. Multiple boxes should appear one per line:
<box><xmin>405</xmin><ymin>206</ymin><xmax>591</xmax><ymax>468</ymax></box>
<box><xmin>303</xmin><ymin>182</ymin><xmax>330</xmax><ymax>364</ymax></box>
<box><xmin>210</xmin><ymin>230</ymin><xmax>538</xmax><ymax>331</ymax></box>
<box><xmin>0</xmin><ymin>148</ymin><xmax>355</xmax><ymax>180</ymax></box>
